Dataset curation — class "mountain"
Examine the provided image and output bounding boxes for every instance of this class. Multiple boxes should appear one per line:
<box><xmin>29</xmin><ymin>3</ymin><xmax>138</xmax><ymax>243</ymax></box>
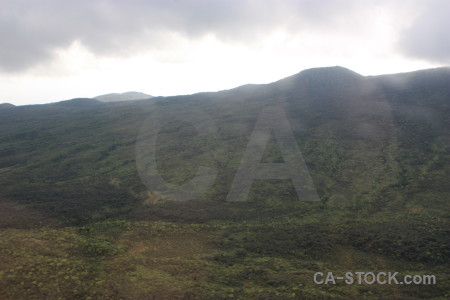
<box><xmin>0</xmin><ymin>66</ymin><xmax>449</xmax><ymax>299</ymax></box>
<box><xmin>0</xmin><ymin>103</ymin><xmax>15</xmax><ymax>110</ymax></box>
<box><xmin>94</xmin><ymin>91</ymin><xmax>152</xmax><ymax>102</ymax></box>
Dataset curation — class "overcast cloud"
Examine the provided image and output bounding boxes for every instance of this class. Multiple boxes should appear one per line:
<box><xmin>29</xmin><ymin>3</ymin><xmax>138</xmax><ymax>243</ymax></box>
<box><xmin>398</xmin><ymin>0</ymin><xmax>450</xmax><ymax>64</ymax></box>
<box><xmin>0</xmin><ymin>0</ymin><xmax>448</xmax><ymax>105</ymax></box>
<box><xmin>0</xmin><ymin>0</ymin><xmax>412</xmax><ymax>73</ymax></box>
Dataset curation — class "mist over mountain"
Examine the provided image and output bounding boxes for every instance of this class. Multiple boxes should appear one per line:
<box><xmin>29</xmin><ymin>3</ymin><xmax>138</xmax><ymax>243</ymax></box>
<box><xmin>0</xmin><ymin>66</ymin><xmax>449</xmax><ymax>299</ymax></box>
<box><xmin>94</xmin><ymin>91</ymin><xmax>152</xmax><ymax>103</ymax></box>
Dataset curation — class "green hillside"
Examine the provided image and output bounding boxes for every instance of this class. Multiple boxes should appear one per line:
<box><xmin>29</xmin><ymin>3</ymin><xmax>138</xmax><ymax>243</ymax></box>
<box><xmin>0</xmin><ymin>67</ymin><xmax>449</xmax><ymax>299</ymax></box>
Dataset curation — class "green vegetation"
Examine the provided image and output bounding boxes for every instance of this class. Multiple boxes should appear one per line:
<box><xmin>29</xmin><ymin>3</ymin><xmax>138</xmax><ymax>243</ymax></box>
<box><xmin>0</xmin><ymin>66</ymin><xmax>449</xmax><ymax>298</ymax></box>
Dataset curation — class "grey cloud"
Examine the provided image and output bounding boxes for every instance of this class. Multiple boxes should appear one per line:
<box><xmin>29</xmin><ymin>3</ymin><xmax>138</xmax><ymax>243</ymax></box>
<box><xmin>398</xmin><ymin>0</ymin><xmax>450</xmax><ymax>64</ymax></box>
<box><xmin>0</xmin><ymin>0</ymin><xmax>373</xmax><ymax>73</ymax></box>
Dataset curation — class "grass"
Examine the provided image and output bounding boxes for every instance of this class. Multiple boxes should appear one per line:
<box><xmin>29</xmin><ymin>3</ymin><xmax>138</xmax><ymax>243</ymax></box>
<box><xmin>1</xmin><ymin>218</ymin><xmax>448</xmax><ymax>299</ymax></box>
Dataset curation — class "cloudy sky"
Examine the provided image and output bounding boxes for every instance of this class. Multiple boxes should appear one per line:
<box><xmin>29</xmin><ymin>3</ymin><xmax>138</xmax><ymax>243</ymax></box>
<box><xmin>1</xmin><ymin>0</ymin><xmax>449</xmax><ymax>105</ymax></box>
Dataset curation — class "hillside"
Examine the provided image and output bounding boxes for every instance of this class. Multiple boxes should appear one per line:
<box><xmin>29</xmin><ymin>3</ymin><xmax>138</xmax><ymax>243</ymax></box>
<box><xmin>0</xmin><ymin>66</ymin><xmax>449</xmax><ymax>299</ymax></box>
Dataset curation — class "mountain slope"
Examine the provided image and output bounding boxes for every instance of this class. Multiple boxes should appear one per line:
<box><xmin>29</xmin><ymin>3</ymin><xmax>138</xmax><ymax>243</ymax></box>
<box><xmin>1</xmin><ymin>66</ymin><xmax>449</xmax><ymax>222</ymax></box>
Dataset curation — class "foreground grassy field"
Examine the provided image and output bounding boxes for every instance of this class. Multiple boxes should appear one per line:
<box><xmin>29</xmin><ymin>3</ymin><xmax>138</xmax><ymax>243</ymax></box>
<box><xmin>1</xmin><ymin>213</ymin><xmax>448</xmax><ymax>299</ymax></box>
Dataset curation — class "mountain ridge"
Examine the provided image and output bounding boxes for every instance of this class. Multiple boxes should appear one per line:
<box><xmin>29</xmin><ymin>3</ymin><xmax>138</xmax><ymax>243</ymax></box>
<box><xmin>3</xmin><ymin>66</ymin><xmax>450</xmax><ymax>108</ymax></box>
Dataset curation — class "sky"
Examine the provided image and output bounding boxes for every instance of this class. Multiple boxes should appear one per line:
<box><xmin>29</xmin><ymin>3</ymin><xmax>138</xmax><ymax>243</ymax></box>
<box><xmin>1</xmin><ymin>0</ymin><xmax>449</xmax><ymax>105</ymax></box>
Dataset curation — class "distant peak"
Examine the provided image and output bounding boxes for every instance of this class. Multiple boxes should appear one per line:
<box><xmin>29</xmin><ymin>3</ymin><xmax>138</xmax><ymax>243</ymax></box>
<box><xmin>273</xmin><ymin>66</ymin><xmax>363</xmax><ymax>91</ymax></box>
<box><xmin>298</xmin><ymin>66</ymin><xmax>363</xmax><ymax>78</ymax></box>
<box><xmin>94</xmin><ymin>91</ymin><xmax>152</xmax><ymax>103</ymax></box>
<box><xmin>0</xmin><ymin>103</ymin><xmax>15</xmax><ymax>110</ymax></box>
